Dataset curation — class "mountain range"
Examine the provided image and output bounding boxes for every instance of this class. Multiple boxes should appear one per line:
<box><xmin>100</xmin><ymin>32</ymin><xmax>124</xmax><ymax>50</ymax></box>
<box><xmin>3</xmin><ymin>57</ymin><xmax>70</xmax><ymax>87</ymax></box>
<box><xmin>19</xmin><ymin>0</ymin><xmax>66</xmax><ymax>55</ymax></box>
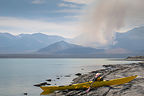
<box><xmin>0</xmin><ymin>33</ymin><xmax>65</xmax><ymax>53</ymax></box>
<box><xmin>113</xmin><ymin>26</ymin><xmax>144</xmax><ymax>52</ymax></box>
<box><xmin>38</xmin><ymin>41</ymin><xmax>104</xmax><ymax>55</ymax></box>
<box><xmin>0</xmin><ymin>26</ymin><xmax>144</xmax><ymax>57</ymax></box>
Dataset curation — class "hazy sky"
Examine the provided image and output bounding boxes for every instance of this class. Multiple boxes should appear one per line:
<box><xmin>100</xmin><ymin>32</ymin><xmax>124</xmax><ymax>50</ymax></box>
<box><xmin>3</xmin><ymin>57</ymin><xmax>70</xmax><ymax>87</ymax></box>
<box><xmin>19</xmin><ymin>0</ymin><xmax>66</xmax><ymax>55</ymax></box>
<box><xmin>0</xmin><ymin>0</ymin><xmax>94</xmax><ymax>38</ymax></box>
<box><xmin>73</xmin><ymin>0</ymin><xmax>144</xmax><ymax>47</ymax></box>
<box><xmin>1</xmin><ymin>0</ymin><xmax>144</xmax><ymax>48</ymax></box>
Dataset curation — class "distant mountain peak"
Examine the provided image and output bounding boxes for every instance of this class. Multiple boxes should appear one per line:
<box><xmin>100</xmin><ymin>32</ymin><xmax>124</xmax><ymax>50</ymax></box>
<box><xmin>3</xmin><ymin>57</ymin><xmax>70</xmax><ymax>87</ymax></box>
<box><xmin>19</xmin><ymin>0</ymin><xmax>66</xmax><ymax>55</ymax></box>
<box><xmin>53</xmin><ymin>41</ymin><xmax>72</xmax><ymax>46</ymax></box>
<box><xmin>0</xmin><ymin>32</ymin><xmax>67</xmax><ymax>53</ymax></box>
<box><xmin>38</xmin><ymin>41</ymin><xmax>76</xmax><ymax>53</ymax></box>
<box><xmin>114</xmin><ymin>26</ymin><xmax>144</xmax><ymax>51</ymax></box>
<box><xmin>31</xmin><ymin>33</ymin><xmax>48</xmax><ymax>36</ymax></box>
<box><xmin>57</xmin><ymin>40</ymin><xmax>67</xmax><ymax>43</ymax></box>
<box><xmin>38</xmin><ymin>41</ymin><xmax>104</xmax><ymax>54</ymax></box>
<box><xmin>0</xmin><ymin>32</ymin><xmax>14</xmax><ymax>36</ymax></box>
<box><xmin>0</xmin><ymin>32</ymin><xmax>16</xmax><ymax>39</ymax></box>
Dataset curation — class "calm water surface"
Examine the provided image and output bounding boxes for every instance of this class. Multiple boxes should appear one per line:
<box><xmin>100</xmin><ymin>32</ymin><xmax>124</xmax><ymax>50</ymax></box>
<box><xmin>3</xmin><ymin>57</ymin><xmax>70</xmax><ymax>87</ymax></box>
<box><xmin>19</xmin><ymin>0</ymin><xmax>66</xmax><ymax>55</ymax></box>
<box><xmin>0</xmin><ymin>58</ymin><xmax>140</xmax><ymax>96</ymax></box>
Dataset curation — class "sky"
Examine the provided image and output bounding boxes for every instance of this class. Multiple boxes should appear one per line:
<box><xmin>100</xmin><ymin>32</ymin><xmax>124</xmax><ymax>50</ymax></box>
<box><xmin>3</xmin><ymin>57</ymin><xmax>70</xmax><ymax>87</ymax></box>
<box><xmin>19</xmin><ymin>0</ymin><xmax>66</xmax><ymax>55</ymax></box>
<box><xmin>72</xmin><ymin>0</ymin><xmax>144</xmax><ymax>47</ymax></box>
<box><xmin>0</xmin><ymin>0</ymin><xmax>144</xmax><ymax>48</ymax></box>
<box><xmin>0</xmin><ymin>0</ymin><xmax>94</xmax><ymax>38</ymax></box>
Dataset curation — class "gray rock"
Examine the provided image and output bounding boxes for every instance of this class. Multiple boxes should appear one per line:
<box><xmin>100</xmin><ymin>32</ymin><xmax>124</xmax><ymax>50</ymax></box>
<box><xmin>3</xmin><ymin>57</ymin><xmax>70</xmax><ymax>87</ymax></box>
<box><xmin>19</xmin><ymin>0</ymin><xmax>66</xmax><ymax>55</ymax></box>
<box><xmin>55</xmin><ymin>62</ymin><xmax>144</xmax><ymax>96</ymax></box>
<box><xmin>65</xmin><ymin>75</ymin><xmax>71</xmax><ymax>77</ymax></box>
<box><xmin>34</xmin><ymin>82</ymin><xmax>50</xmax><ymax>87</ymax></box>
<box><xmin>46</xmin><ymin>79</ymin><xmax>52</xmax><ymax>82</ymax></box>
<box><xmin>75</xmin><ymin>73</ymin><xmax>82</xmax><ymax>76</ymax></box>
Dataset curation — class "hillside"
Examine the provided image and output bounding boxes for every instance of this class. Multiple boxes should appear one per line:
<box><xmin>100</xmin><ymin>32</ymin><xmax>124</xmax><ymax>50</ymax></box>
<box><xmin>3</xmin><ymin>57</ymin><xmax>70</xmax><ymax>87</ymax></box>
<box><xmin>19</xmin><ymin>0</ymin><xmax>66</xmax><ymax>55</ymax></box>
<box><xmin>38</xmin><ymin>41</ymin><xmax>104</xmax><ymax>55</ymax></box>
<box><xmin>113</xmin><ymin>26</ymin><xmax>144</xmax><ymax>52</ymax></box>
<box><xmin>0</xmin><ymin>33</ymin><xmax>65</xmax><ymax>53</ymax></box>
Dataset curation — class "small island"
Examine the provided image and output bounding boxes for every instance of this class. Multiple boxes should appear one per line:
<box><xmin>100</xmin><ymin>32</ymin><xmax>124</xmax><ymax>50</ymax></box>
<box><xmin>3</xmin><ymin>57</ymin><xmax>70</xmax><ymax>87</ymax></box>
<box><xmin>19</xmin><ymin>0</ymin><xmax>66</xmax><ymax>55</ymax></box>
<box><xmin>125</xmin><ymin>56</ymin><xmax>144</xmax><ymax>61</ymax></box>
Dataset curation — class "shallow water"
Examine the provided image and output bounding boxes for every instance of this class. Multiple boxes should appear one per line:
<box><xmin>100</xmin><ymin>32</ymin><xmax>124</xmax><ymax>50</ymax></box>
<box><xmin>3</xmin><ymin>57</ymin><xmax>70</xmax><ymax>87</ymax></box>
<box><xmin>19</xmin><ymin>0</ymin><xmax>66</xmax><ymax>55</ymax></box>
<box><xmin>0</xmin><ymin>58</ymin><xmax>140</xmax><ymax>96</ymax></box>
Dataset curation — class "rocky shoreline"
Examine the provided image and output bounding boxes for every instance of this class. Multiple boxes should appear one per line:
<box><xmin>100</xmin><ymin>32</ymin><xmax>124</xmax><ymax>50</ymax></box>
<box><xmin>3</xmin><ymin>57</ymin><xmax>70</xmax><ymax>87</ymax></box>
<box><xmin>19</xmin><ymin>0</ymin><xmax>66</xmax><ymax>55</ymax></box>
<box><xmin>51</xmin><ymin>62</ymin><xmax>144</xmax><ymax>96</ymax></box>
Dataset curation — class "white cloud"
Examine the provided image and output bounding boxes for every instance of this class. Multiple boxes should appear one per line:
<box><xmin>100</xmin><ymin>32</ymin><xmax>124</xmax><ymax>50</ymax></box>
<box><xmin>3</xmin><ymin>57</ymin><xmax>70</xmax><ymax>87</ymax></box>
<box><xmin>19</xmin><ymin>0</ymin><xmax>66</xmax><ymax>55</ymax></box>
<box><xmin>64</xmin><ymin>15</ymin><xmax>82</xmax><ymax>19</ymax></box>
<box><xmin>32</xmin><ymin>0</ymin><xmax>44</xmax><ymax>4</ymax></box>
<box><xmin>63</xmin><ymin>0</ymin><xmax>95</xmax><ymax>4</ymax></box>
<box><xmin>0</xmin><ymin>17</ymin><xmax>81</xmax><ymax>38</ymax></box>
<box><xmin>56</xmin><ymin>0</ymin><xmax>94</xmax><ymax>15</ymax></box>
<box><xmin>58</xmin><ymin>3</ymin><xmax>78</xmax><ymax>8</ymax></box>
<box><xmin>54</xmin><ymin>9</ymin><xmax>82</xmax><ymax>13</ymax></box>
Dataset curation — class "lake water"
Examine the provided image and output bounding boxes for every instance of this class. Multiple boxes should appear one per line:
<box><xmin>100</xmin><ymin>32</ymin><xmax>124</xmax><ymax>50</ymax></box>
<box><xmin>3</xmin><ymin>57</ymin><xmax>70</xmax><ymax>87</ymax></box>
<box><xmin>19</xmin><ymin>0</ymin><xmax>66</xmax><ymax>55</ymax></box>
<box><xmin>0</xmin><ymin>58</ymin><xmax>140</xmax><ymax>96</ymax></box>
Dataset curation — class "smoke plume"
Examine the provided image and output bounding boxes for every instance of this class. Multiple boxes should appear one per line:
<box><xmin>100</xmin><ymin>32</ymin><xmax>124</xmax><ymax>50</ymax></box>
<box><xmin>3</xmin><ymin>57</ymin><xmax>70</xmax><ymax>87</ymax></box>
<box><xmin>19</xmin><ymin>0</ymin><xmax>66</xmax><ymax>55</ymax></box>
<box><xmin>74</xmin><ymin>0</ymin><xmax>144</xmax><ymax>48</ymax></box>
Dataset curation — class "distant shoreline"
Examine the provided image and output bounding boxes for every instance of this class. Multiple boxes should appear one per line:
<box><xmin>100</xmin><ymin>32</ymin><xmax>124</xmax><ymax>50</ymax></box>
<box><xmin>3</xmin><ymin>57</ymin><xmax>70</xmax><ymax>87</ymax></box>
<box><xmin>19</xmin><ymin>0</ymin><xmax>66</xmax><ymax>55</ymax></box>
<box><xmin>125</xmin><ymin>56</ymin><xmax>144</xmax><ymax>61</ymax></box>
<box><xmin>0</xmin><ymin>53</ymin><xmax>140</xmax><ymax>58</ymax></box>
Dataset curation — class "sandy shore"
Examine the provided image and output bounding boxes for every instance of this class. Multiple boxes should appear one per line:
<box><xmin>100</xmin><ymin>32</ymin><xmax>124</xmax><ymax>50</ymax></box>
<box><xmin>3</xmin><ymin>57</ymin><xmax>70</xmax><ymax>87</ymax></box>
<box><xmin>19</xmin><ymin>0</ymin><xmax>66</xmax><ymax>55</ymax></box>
<box><xmin>51</xmin><ymin>62</ymin><xmax>144</xmax><ymax>96</ymax></box>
